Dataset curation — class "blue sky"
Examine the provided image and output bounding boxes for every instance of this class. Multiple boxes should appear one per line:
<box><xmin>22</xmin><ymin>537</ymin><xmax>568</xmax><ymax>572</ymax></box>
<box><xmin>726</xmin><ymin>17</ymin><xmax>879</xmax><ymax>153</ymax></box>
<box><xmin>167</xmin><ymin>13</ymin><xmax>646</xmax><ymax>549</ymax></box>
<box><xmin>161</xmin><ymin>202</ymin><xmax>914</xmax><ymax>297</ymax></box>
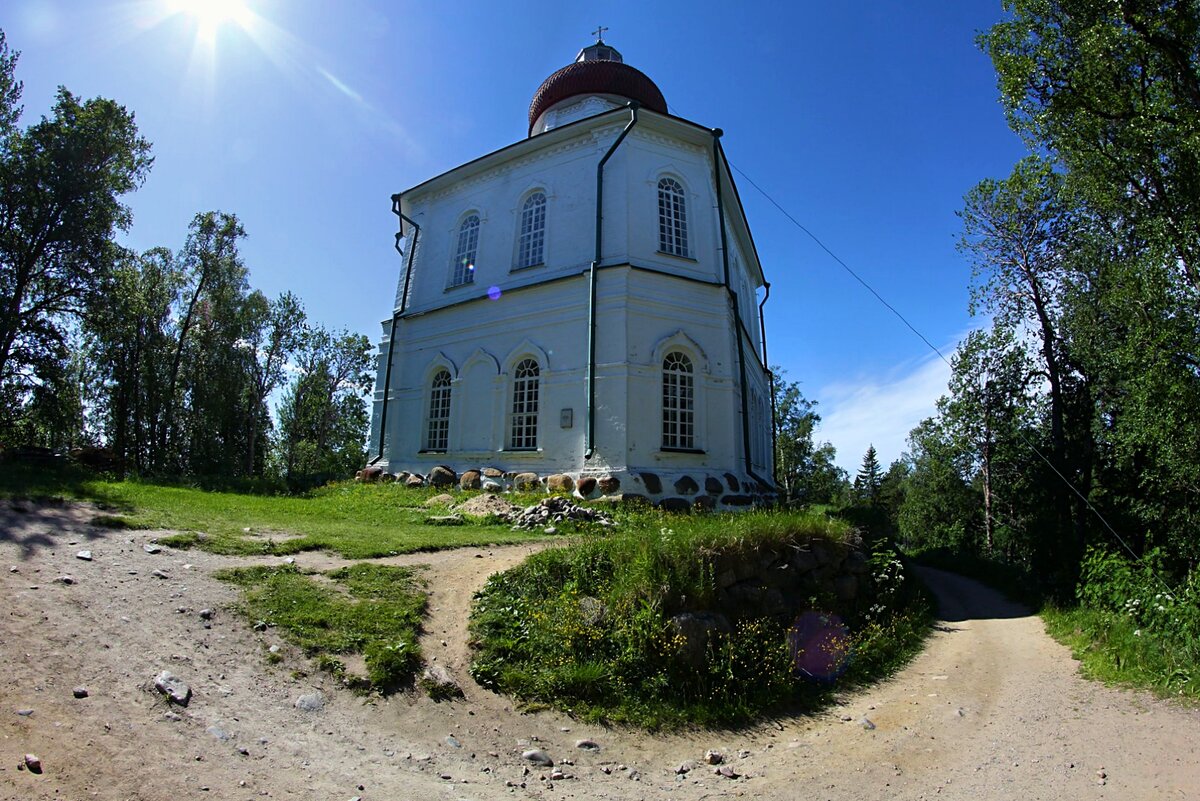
<box><xmin>7</xmin><ymin>0</ymin><xmax>1028</xmax><ymax>472</ymax></box>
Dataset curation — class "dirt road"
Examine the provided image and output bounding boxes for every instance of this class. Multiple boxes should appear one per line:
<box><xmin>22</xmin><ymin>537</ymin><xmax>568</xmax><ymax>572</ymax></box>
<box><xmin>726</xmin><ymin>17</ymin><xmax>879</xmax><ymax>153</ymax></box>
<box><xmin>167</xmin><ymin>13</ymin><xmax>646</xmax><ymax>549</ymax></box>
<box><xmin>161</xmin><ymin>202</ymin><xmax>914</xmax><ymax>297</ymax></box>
<box><xmin>1</xmin><ymin>501</ymin><xmax>1197</xmax><ymax>800</ymax></box>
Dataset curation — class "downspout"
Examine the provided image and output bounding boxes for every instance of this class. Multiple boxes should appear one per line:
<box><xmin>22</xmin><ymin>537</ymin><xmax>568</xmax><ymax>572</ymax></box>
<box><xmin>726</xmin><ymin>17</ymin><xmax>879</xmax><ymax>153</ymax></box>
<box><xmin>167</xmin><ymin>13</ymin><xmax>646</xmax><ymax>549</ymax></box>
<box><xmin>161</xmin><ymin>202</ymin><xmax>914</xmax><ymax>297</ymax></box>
<box><xmin>585</xmin><ymin>101</ymin><xmax>640</xmax><ymax>460</ymax></box>
<box><xmin>374</xmin><ymin>193</ymin><xmax>421</xmax><ymax>462</ymax></box>
<box><xmin>759</xmin><ymin>282</ymin><xmax>778</xmax><ymax>487</ymax></box>
<box><xmin>713</xmin><ymin>132</ymin><xmax>771</xmax><ymax>489</ymax></box>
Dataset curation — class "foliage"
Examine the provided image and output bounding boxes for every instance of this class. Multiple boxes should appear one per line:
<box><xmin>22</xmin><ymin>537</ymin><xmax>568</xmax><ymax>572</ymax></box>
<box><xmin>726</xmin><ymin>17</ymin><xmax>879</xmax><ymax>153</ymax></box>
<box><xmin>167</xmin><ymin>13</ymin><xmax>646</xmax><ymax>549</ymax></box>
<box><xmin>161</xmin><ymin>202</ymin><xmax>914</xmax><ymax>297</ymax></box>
<box><xmin>772</xmin><ymin>367</ymin><xmax>848</xmax><ymax>504</ymax></box>
<box><xmin>897</xmin><ymin>2</ymin><xmax>1200</xmax><ymax>599</ymax></box>
<box><xmin>469</xmin><ymin>510</ymin><xmax>931</xmax><ymax>728</ymax></box>
<box><xmin>0</xmin><ymin>31</ymin><xmax>153</xmax><ymax>445</ymax></box>
<box><xmin>852</xmin><ymin>444</ymin><xmax>882</xmax><ymax>505</ymax></box>
<box><xmin>1044</xmin><ymin>548</ymin><xmax>1200</xmax><ymax>700</ymax></box>
<box><xmin>216</xmin><ymin>563</ymin><xmax>427</xmax><ymax>693</ymax></box>
<box><xmin>983</xmin><ymin>0</ymin><xmax>1200</xmax><ymax>286</ymax></box>
<box><xmin>275</xmin><ymin>325</ymin><xmax>373</xmax><ymax>491</ymax></box>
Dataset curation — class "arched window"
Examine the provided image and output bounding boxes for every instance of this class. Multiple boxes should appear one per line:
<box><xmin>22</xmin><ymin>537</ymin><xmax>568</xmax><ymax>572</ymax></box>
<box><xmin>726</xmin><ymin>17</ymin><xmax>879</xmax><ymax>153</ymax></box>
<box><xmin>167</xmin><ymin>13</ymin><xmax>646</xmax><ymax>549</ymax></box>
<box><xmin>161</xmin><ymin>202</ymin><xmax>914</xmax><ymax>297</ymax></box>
<box><xmin>425</xmin><ymin>369</ymin><xmax>452</xmax><ymax>451</ymax></box>
<box><xmin>516</xmin><ymin>192</ymin><xmax>546</xmax><ymax>269</ymax></box>
<box><xmin>657</xmin><ymin>177</ymin><xmax>689</xmax><ymax>257</ymax></box>
<box><xmin>662</xmin><ymin>351</ymin><xmax>695</xmax><ymax>449</ymax></box>
<box><xmin>509</xmin><ymin>358</ymin><xmax>540</xmax><ymax>450</ymax></box>
<box><xmin>450</xmin><ymin>214</ymin><xmax>480</xmax><ymax>286</ymax></box>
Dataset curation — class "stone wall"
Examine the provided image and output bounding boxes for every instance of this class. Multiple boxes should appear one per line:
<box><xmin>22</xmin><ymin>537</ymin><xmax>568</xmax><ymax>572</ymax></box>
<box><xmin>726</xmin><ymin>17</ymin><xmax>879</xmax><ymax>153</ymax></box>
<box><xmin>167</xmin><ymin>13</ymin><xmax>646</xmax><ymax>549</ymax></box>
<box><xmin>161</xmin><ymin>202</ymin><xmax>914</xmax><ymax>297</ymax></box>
<box><xmin>356</xmin><ymin>463</ymin><xmax>777</xmax><ymax>511</ymax></box>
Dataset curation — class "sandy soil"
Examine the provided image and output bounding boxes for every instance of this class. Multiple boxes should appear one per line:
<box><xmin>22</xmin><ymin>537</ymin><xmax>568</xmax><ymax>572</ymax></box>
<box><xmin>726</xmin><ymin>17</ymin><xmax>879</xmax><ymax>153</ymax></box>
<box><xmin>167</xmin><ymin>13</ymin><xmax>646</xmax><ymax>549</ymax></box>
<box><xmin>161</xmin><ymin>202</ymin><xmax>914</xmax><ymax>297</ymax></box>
<box><xmin>1</xmin><ymin>500</ymin><xmax>1197</xmax><ymax>801</ymax></box>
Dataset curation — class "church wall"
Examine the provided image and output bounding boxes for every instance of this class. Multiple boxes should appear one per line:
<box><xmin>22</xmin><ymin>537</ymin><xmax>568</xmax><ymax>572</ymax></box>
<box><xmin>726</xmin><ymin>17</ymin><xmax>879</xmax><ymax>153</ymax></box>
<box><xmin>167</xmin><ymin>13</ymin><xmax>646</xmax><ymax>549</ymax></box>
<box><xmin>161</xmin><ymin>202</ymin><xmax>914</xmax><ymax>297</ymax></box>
<box><xmin>368</xmin><ymin>103</ymin><xmax>776</xmax><ymax>496</ymax></box>
<box><xmin>375</xmin><ymin>276</ymin><xmax>593</xmax><ymax>476</ymax></box>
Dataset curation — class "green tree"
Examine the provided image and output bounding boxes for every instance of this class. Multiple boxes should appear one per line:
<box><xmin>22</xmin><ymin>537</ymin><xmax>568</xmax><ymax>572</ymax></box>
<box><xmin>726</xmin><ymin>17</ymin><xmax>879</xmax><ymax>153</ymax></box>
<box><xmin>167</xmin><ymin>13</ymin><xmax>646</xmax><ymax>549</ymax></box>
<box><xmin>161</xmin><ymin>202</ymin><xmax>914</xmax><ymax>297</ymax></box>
<box><xmin>897</xmin><ymin>419</ymin><xmax>983</xmax><ymax>554</ymax></box>
<box><xmin>0</xmin><ymin>31</ymin><xmax>153</xmax><ymax>441</ymax></box>
<box><xmin>959</xmin><ymin>157</ymin><xmax>1093</xmax><ymax>577</ymax></box>
<box><xmin>157</xmin><ymin>211</ymin><xmax>247</xmax><ymax>472</ymax></box>
<box><xmin>241</xmin><ymin>290</ymin><xmax>305</xmax><ymax>476</ymax></box>
<box><xmin>275</xmin><ymin>326</ymin><xmax>372</xmax><ymax>489</ymax></box>
<box><xmin>771</xmin><ymin>367</ymin><xmax>846</xmax><ymax>504</ymax></box>
<box><xmin>984</xmin><ymin>0</ymin><xmax>1200</xmax><ymax>289</ymax></box>
<box><xmin>853</xmin><ymin>444</ymin><xmax>883</xmax><ymax>505</ymax></box>
<box><xmin>86</xmin><ymin>246</ymin><xmax>181</xmax><ymax>471</ymax></box>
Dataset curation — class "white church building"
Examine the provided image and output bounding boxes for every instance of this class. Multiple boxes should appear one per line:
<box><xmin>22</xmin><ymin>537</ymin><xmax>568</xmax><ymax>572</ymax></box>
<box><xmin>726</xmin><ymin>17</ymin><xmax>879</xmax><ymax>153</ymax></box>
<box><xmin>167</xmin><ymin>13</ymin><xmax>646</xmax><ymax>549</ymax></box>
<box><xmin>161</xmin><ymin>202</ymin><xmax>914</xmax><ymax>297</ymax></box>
<box><xmin>368</xmin><ymin>37</ymin><xmax>776</xmax><ymax>509</ymax></box>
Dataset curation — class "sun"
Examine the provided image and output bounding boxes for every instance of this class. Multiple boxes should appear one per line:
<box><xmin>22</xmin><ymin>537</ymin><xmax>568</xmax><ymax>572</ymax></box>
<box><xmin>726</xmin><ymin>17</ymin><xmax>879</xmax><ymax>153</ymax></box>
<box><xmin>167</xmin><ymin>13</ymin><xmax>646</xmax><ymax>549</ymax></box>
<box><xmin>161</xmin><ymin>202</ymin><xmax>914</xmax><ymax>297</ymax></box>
<box><xmin>166</xmin><ymin>0</ymin><xmax>253</xmax><ymax>39</ymax></box>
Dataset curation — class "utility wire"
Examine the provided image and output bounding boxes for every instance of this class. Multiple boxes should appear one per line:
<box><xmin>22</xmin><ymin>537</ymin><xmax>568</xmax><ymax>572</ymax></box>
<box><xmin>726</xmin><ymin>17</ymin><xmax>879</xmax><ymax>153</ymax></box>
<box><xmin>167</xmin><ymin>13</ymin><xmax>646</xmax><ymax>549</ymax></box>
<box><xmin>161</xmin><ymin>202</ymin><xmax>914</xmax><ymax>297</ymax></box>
<box><xmin>717</xmin><ymin>148</ymin><xmax>1173</xmax><ymax>593</ymax></box>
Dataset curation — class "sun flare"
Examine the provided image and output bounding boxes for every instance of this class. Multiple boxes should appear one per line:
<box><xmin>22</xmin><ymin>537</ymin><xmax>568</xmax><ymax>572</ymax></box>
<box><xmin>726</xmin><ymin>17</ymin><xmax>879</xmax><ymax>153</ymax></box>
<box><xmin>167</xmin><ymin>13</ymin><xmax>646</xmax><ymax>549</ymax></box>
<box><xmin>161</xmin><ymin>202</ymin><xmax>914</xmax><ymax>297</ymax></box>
<box><xmin>166</xmin><ymin>0</ymin><xmax>252</xmax><ymax>38</ymax></box>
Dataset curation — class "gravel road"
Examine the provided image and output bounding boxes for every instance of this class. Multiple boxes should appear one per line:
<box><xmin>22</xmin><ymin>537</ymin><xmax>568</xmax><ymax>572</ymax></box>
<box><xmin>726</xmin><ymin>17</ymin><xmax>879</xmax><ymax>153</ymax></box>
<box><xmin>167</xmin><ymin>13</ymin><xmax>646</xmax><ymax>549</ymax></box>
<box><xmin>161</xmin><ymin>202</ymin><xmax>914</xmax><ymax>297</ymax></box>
<box><xmin>2</xmin><ymin>501</ymin><xmax>1196</xmax><ymax>800</ymax></box>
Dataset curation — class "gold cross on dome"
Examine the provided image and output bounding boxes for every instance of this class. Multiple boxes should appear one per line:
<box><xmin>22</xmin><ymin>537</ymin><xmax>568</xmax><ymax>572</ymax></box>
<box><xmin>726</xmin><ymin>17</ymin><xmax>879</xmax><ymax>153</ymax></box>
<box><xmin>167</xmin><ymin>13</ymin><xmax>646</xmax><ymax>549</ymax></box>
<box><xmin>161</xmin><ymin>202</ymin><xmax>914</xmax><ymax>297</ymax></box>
<box><xmin>592</xmin><ymin>25</ymin><xmax>608</xmax><ymax>42</ymax></box>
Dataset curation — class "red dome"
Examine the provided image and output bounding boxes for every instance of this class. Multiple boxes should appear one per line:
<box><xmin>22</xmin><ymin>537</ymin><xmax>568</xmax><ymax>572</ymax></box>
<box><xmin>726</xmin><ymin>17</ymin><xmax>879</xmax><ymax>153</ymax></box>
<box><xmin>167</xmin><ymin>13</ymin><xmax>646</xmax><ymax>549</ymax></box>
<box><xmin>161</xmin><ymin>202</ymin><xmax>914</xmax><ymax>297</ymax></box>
<box><xmin>528</xmin><ymin>59</ymin><xmax>667</xmax><ymax>135</ymax></box>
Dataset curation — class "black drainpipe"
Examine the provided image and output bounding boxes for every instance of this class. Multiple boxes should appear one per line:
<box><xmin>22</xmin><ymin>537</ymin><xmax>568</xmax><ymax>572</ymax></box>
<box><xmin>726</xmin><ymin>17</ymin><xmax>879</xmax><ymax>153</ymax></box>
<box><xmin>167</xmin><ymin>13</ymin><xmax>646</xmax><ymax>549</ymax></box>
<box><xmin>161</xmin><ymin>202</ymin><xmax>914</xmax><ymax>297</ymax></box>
<box><xmin>759</xmin><ymin>282</ymin><xmax>778</xmax><ymax>486</ymax></box>
<box><xmin>713</xmin><ymin>132</ymin><xmax>772</xmax><ymax>489</ymax></box>
<box><xmin>374</xmin><ymin>193</ymin><xmax>421</xmax><ymax>463</ymax></box>
<box><xmin>585</xmin><ymin>102</ymin><xmax>640</xmax><ymax>460</ymax></box>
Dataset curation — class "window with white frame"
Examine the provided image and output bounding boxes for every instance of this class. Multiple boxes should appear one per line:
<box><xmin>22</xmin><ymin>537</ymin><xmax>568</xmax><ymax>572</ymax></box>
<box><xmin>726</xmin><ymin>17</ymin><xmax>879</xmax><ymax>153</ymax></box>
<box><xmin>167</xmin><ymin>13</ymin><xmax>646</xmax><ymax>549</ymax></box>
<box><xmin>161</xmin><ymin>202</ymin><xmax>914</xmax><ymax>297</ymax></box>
<box><xmin>450</xmin><ymin>214</ymin><xmax>480</xmax><ymax>286</ymax></box>
<box><xmin>425</xmin><ymin>369</ymin><xmax>452</xmax><ymax>451</ymax></box>
<box><xmin>509</xmin><ymin>358</ymin><xmax>540</xmax><ymax>450</ymax></box>
<box><xmin>662</xmin><ymin>351</ymin><xmax>695</xmax><ymax>449</ymax></box>
<box><xmin>657</xmin><ymin>177</ymin><xmax>689</xmax><ymax>257</ymax></box>
<box><xmin>516</xmin><ymin>192</ymin><xmax>546</xmax><ymax>269</ymax></box>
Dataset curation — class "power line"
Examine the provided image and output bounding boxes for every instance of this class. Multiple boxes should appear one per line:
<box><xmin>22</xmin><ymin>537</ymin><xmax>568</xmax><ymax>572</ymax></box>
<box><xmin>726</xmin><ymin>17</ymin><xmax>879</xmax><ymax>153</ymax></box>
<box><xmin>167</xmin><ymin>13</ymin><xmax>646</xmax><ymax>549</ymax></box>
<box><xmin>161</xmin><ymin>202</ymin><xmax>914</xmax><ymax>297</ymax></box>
<box><xmin>719</xmin><ymin>151</ymin><xmax>1171</xmax><ymax>591</ymax></box>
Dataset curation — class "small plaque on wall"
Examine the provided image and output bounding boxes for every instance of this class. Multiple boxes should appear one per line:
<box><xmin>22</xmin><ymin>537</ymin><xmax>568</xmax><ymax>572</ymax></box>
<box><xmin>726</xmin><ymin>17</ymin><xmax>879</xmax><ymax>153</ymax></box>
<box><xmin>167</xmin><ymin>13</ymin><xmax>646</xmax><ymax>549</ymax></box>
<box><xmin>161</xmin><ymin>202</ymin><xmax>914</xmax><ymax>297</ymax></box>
<box><xmin>560</xmin><ymin>408</ymin><xmax>574</xmax><ymax>428</ymax></box>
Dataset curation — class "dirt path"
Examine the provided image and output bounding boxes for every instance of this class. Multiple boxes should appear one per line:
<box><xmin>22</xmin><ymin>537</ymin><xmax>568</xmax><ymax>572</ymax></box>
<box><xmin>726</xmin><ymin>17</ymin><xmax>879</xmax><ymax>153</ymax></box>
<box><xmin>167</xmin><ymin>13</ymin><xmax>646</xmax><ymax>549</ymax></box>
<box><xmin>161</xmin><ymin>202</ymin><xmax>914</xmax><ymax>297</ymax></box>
<box><xmin>2</xmin><ymin>502</ymin><xmax>1197</xmax><ymax>800</ymax></box>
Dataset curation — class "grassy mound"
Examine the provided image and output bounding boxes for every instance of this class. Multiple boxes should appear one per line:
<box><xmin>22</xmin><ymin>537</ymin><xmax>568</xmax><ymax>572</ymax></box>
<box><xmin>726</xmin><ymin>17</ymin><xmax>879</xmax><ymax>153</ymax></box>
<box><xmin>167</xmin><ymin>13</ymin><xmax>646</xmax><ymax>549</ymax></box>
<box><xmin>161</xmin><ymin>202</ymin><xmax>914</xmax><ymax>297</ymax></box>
<box><xmin>469</xmin><ymin>510</ymin><xmax>931</xmax><ymax>728</ymax></box>
<box><xmin>216</xmin><ymin>563</ymin><xmax>427</xmax><ymax>692</ymax></box>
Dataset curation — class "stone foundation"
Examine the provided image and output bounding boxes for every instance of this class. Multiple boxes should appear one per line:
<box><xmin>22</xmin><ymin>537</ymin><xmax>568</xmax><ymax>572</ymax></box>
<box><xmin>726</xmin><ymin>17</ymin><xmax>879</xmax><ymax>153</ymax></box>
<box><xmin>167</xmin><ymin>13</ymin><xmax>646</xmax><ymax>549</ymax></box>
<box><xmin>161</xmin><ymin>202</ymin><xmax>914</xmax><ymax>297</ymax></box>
<box><xmin>356</xmin><ymin>464</ymin><xmax>777</xmax><ymax>511</ymax></box>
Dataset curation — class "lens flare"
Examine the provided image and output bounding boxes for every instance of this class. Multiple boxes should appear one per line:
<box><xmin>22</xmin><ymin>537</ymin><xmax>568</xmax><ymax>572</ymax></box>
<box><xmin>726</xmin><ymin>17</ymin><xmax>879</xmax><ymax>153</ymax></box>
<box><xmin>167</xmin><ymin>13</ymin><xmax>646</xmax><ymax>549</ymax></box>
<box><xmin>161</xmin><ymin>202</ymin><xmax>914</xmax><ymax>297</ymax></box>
<box><xmin>788</xmin><ymin>611</ymin><xmax>852</xmax><ymax>682</ymax></box>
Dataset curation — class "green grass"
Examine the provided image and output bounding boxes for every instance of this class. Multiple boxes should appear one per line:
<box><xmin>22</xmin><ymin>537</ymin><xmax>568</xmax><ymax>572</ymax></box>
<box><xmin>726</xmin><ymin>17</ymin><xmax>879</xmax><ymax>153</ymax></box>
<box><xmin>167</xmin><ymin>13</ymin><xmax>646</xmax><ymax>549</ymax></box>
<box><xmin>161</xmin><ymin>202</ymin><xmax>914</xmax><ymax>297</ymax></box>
<box><xmin>0</xmin><ymin>461</ymin><xmax>550</xmax><ymax>557</ymax></box>
<box><xmin>216</xmin><ymin>562</ymin><xmax>428</xmax><ymax>692</ymax></box>
<box><xmin>469</xmin><ymin>509</ymin><xmax>932</xmax><ymax>728</ymax></box>
<box><xmin>1043</xmin><ymin>605</ymin><xmax>1200</xmax><ymax>700</ymax></box>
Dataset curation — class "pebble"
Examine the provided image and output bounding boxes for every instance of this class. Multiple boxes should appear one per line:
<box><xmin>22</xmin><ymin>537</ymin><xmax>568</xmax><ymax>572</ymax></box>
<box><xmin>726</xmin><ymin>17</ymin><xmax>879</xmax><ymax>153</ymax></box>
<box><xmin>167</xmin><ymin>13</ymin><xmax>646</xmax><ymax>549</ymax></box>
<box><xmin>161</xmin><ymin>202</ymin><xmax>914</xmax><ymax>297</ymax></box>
<box><xmin>207</xmin><ymin>724</ymin><xmax>230</xmax><ymax>741</ymax></box>
<box><xmin>72</xmin><ymin>686</ymin><xmax>88</xmax><ymax>699</ymax></box>
<box><xmin>76</xmin><ymin>550</ymin><xmax>93</xmax><ymax>561</ymax></box>
<box><xmin>55</xmin><ymin>574</ymin><xmax>75</xmax><ymax>584</ymax></box>
<box><xmin>143</xmin><ymin>544</ymin><xmax>161</xmax><ymax>554</ymax></box>
<box><xmin>675</xmin><ymin>763</ymin><xmax>692</xmax><ymax>775</ymax></box>
<box><xmin>716</xmin><ymin>765</ymin><xmax>740</xmax><ymax>779</ymax></box>
<box><xmin>860</xmin><ymin>717</ymin><xmax>876</xmax><ymax>730</ymax></box>
<box><xmin>16</xmin><ymin>709</ymin><xmax>33</xmax><ymax>717</ymax></box>
<box><xmin>704</xmin><ymin>750</ymin><xmax>724</xmax><ymax>765</ymax></box>
<box><xmin>445</xmin><ymin>735</ymin><xmax>461</xmax><ymax>748</ymax></box>
<box><xmin>8</xmin><ymin>566</ymin><xmax>17</xmax><ymax>573</ymax></box>
<box><xmin>575</xmin><ymin>739</ymin><xmax>601</xmax><ymax>751</ymax></box>
<box><xmin>151</xmin><ymin>569</ymin><xmax>170</xmax><ymax>580</ymax></box>
<box><xmin>295</xmin><ymin>692</ymin><xmax>326</xmax><ymax>712</ymax></box>
<box><xmin>550</xmin><ymin>769</ymin><xmax>566</xmax><ymax>781</ymax></box>
<box><xmin>153</xmin><ymin>670</ymin><xmax>192</xmax><ymax>705</ymax></box>
<box><xmin>198</xmin><ymin>608</ymin><xmax>214</xmax><ymax>620</ymax></box>
<box><xmin>163</xmin><ymin>711</ymin><xmax>182</xmax><ymax>721</ymax></box>
<box><xmin>23</xmin><ymin>754</ymin><xmax>42</xmax><ymax>773</ymax></box>
<box><xmin>522</xmin><ymin>749</ymin><xmax>553</xmax><ymax>767</ymax></box>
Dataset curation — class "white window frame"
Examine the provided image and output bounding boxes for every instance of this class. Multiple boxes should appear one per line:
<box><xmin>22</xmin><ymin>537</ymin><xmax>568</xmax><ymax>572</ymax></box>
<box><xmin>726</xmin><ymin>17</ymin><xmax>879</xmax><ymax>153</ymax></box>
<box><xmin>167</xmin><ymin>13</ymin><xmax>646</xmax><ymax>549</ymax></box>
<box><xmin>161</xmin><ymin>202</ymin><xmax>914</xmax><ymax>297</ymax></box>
<box><xmin>508</xmin><ymin>358</ymin><xmax>540</xmax><ymax>450</ymax></box>
<box><xmin>661</xmin><ymin>350</ymin><xmax>696</xmax><ymax>450</ymax></box>
<box><xmin>424</xmin><ymin>369</ymin><xmax>452</xmax><ymax>452</ymax></box>
<box><xmin>515</xmin><ymin>191</ymin><xmax>546</xmax><ymax>270</ymax></box>
<box><xmin>657</xmin><ymin>177</ymin><xmax>689</xmax><ymax>258</ymax></box>
<box><xmin>450</xmin><ymin>214</ymin><xmax>480</xmax><ymax>287</ymax></box>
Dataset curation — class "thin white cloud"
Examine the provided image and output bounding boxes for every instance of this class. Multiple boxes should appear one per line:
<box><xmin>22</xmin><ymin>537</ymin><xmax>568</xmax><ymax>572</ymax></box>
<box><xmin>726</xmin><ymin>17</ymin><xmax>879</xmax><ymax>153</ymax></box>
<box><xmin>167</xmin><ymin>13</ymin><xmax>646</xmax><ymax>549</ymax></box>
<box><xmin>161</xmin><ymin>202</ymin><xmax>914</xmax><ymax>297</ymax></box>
<box><xmin>816</xmin><ymin>349</ymin><xmax>954</xmax><ymax>474</ymax></box>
